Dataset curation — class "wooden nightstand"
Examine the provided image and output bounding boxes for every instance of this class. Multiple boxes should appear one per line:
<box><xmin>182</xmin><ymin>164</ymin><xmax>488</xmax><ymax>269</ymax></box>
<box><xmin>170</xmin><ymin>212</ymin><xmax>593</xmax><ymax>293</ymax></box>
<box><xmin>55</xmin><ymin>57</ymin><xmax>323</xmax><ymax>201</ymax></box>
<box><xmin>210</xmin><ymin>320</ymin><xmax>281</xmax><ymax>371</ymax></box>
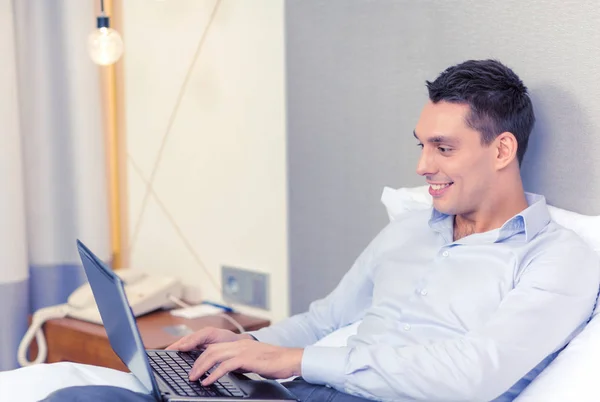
<box><xmin>30</xmin><ymin>311</ymin><xmax>270</xmax><ymax>372</ymax></box>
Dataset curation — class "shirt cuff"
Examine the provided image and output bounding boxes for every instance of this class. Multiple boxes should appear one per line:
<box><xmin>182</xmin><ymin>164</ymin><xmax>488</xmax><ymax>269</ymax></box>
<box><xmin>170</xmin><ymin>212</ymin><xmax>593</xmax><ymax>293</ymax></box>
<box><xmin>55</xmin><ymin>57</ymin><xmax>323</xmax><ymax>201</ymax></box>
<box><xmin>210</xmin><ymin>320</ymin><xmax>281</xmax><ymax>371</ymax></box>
<box><xmin>301</xmin><ymin>345</ymin><xmax>351</xmax><ymax>389</ymax></box>
<box><xmin>244</xmin><ymin>327</ymin><xmax>284</xmax><ymax>346</ymax></box>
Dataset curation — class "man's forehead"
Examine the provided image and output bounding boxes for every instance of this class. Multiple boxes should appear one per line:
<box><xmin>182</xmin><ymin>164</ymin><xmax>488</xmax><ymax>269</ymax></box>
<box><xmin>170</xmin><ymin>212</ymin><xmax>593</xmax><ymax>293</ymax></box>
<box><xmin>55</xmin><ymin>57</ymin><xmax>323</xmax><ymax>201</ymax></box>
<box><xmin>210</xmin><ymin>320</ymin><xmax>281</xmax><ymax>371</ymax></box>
<box><xmin>413</xmin><ymin>130</ymin><xmax>461</xmax><ymax>144</ymax></box>
<box><xmin>414</xmin><ymin>101</ymin><xmax>477</xmax><ymax>142</ymax></box>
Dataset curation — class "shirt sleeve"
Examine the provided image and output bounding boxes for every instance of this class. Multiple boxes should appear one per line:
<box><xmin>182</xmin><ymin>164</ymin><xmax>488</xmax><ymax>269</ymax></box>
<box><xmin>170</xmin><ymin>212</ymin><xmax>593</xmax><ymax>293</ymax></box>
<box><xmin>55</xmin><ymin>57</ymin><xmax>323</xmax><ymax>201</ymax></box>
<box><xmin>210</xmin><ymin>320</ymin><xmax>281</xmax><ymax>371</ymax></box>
<box><xmin>301</xmin><ymin>241</ymin><xmax>600</xmax><ymax>401</ymax></box>
<box><xmin>247</xmin><ymin>225</ymin><xmax>391</xmax><ymax>348</ymax></box>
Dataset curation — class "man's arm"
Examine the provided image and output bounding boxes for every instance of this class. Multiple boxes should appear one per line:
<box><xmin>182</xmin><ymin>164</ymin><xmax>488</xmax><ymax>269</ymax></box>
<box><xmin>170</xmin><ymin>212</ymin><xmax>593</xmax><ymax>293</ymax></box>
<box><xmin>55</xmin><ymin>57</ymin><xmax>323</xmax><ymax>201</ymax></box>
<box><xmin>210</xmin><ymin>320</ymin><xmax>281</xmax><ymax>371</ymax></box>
<box><xmin>179</xmin><ymin>224</ymin><xmax>400</xmax><ymax>383</ymax></box>
<box><xmin>301</xmin><ymin>242</ymin><xmax>600</xmax><ymax>401</ymax></box>
<box><xmin>246</xmin><ymin>226</ymin><xmax>386</xmax><ymax>348</ymax></box>
<box><xmin>170</xmin><ymin>223</ymin><xmax>394</xmax><ymax>384</ymax></box>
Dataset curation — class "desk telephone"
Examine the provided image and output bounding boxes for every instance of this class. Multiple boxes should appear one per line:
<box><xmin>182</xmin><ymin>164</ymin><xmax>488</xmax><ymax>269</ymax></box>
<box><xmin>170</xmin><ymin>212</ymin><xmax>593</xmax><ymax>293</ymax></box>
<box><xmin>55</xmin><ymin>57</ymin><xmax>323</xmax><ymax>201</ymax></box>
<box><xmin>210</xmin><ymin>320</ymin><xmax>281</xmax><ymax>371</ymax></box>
<box><xmin>67</xmin><ymin>270</ymin><xmax>184</xmax><ymax>324</ymax></box>
<box><xmin>18</xmin><ymin>270</ymin><xmax>193</xmax><ymax>367</ymax></box>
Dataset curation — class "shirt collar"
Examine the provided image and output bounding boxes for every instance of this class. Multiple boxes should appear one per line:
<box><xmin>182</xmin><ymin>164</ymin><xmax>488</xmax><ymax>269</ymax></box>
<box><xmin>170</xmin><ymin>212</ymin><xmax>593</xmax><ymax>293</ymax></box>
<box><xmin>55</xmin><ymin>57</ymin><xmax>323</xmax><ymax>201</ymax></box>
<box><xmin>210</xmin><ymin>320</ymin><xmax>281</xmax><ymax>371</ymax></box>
<box><xmin>499</xmin><ymin>192</ymin><xmax>551</xmax><ymax>242</ymax></box>
<box><xmin>428</xmin><ymin>192</ymin><xmax>551</xmax><ymax>243</ymax></box>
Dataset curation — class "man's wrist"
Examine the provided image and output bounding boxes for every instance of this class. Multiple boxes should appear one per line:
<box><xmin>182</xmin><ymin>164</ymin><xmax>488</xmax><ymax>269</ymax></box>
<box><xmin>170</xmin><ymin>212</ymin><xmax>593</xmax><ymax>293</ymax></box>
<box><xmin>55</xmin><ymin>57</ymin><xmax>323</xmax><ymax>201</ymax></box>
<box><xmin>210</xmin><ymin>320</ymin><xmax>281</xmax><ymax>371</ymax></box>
<box><xmin>240</xmin><ymin>333</ymin><xmax>258</xmax><ymax>341</ymax></box>
<box><xmin>287</xmin><ymin>348</ymin><xmax>304</xmax><ymax>377</ymax></box>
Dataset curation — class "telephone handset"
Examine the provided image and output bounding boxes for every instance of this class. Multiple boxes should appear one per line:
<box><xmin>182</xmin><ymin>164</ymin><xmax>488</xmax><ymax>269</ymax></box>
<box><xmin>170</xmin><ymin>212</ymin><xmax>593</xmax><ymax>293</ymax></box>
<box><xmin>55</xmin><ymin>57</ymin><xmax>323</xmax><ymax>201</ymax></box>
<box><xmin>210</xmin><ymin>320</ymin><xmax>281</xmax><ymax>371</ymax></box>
<box><xmin>18</xmin><ymin>270</ymin><xmax>186</xmax><ymax>367</ymax></box>
<box><xmin>66</xmin><ymin>270</ymin><xmax>183</xmax><ymax>325</ymax></box>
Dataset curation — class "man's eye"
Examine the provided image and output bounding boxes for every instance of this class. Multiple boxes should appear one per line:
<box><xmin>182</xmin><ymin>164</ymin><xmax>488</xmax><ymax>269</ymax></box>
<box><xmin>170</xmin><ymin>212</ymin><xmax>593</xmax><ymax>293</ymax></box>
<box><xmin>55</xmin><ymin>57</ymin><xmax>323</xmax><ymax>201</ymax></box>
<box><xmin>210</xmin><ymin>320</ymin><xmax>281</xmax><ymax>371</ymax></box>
<box><xmin>438</xmin><ymin>146</ymin><xmax>451</xmax><ymax>153</ymax></box>
<box><xmin>416</xmin><ymin>143</ymin><xmax>424</xmax><ymax>149</ymax></box>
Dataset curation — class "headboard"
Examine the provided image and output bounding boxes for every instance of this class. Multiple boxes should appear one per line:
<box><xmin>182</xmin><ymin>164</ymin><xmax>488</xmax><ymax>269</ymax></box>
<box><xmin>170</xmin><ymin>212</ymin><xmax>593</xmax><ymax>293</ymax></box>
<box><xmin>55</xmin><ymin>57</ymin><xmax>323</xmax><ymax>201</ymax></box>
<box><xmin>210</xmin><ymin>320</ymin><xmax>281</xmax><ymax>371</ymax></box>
<box><xmin>521</xmin><ymin>85</ymin><xmax>600</xmax><ymax>215</ymax></box>
<box><xmin>285</xmin><ymin>0</ymin><xmax>600</xmax><ymax>313</ymax></box>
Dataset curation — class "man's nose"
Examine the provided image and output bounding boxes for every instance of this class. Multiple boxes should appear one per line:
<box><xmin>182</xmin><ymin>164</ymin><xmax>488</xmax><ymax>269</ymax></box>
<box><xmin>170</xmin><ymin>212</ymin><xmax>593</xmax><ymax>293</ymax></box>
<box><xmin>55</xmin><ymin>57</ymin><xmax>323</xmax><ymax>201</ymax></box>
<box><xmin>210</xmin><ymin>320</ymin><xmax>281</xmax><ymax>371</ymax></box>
<box><xmin>416</xmin><ymin>150</ymin><xmax>435</xmax><ymax>176</ymax></box>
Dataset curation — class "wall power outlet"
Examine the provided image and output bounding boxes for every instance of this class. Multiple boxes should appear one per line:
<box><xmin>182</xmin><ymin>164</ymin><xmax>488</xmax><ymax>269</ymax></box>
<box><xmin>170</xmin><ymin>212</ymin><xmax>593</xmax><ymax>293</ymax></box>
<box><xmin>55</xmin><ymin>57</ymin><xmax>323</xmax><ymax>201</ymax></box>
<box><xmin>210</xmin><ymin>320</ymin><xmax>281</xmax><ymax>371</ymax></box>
<box><xmin>221</xmin><ymin>265</ymin><xmax>269</xmax><ymax>310</ymax></box>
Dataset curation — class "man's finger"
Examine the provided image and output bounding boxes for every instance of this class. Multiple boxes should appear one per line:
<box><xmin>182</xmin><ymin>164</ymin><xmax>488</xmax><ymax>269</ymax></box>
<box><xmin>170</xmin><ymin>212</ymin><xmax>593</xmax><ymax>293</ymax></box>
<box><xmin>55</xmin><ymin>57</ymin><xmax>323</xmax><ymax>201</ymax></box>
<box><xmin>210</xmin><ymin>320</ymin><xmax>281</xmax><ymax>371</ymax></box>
<box><xmin>165</xmin><ymin>336</ymin><xmax>195</xmax><ymax>351</ymax></box>
<box><xmin>189</xmin><ymin>343</ymin><xmax>239</xmax><ymax>381</ymax></box>
<box><xmin>201</xmin><ymin>358</ymin><xmax>241</xmax><ymax>386</ymax></box>
<box><xmin>189</xmin><ymin>345</ymin><xmax>220</xmax><ymax>381</ymax></box>
<box><xmin>165</xmin><ymin>338</ymin><xmax>186</xmax><ymax>350</ymax></box>
<box><xmin>172</xmin><ymin>338</ymin><xmax>200</xmax><ymax>351</ymax></box>
<box><xmin>167</xmin><ymin>330</ymin><xmax>211</xmax><ymax>351</ymax></box>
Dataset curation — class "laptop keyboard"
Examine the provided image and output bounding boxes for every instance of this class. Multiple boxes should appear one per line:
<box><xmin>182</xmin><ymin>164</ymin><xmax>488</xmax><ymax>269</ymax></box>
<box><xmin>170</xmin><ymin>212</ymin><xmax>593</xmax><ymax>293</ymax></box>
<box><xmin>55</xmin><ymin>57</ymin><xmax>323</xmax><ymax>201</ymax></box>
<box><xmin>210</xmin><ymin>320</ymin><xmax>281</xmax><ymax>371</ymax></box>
<box><xmin>147</xmin><ymin>350</ymin><xmax>245</xmax><ymax>398</ymax></box>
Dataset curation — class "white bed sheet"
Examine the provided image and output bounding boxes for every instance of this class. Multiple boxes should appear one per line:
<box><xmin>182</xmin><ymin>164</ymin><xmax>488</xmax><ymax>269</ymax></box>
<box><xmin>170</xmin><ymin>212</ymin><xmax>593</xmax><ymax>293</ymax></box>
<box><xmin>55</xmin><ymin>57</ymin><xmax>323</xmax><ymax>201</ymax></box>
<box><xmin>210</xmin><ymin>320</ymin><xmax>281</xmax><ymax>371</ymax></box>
<box><xmin>1</xmin><ymin>315</ymin><xmax>599</xmax><ymax>402</ymax></box>
<box><xmin>0</xmin><ymin>361</ymin><xmax>147</xmax><ymax>401</ymax></box>
<box><xmin>513</xmin><ymin>313</ymin><xmax>600</xmax><ymax>402</ymax></box>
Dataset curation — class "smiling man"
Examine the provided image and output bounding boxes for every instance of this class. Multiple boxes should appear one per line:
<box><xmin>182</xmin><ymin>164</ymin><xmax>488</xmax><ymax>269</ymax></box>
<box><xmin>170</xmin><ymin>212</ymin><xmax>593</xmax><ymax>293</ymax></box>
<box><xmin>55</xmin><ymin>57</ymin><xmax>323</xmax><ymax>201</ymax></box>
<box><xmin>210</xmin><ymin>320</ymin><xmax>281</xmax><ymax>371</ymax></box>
<box><xmin>168</xmin><ymin>60</ymin><xmax>600</xmax><ymax>401</ymax></box>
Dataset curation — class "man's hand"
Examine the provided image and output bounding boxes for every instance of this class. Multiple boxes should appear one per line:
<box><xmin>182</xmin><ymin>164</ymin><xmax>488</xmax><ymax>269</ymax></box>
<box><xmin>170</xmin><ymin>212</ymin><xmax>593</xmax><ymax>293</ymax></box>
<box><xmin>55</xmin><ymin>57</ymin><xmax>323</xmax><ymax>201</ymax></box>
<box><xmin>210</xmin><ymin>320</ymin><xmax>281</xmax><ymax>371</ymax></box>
<box><xmin>189</xmin><ymin>339</ymin><xmax>303</xmax><ymax>385</ymax></box>
<box><xmin>165</xmin><ymin>327</ymin><xmax>252</xmax><ymax>351</ymax></box>
<box><xmin>166</xmin><ymin>327</ymin><xmax>303</xmax><ymax>385</ymax></box>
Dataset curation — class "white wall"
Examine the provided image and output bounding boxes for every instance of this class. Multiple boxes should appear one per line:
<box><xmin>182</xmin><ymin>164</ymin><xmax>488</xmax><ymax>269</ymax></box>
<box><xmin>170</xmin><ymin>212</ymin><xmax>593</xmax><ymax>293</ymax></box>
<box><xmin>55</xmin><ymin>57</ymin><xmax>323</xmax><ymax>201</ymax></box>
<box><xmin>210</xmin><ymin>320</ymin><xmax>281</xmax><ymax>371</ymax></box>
<box><xmin>122</xmin><ymin>0</ymin><xmax>288</xmax><ymax>322</ymax></box>
<box><xmin>0</xmin><ymin>0</ymin><xmax>27</xmax><ymax>287</ymax></box>
<box><xmin>284</xmin><ymin>0</ymin><xmax>600</xmax><ymax>312</ymax></box>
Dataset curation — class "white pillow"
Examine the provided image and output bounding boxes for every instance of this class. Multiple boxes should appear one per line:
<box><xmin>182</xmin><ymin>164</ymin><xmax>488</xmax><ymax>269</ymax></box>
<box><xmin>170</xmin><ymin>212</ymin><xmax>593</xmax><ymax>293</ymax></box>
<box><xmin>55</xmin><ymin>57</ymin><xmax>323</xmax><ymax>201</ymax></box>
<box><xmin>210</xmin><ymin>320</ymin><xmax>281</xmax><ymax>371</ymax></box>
<box><xmin>313</xmin><ymin>321</ymin><xmax>361</xmax><ymax>348</ymax></box>
<box><xmin>381</xmin><ymin>185</ymin><xmax>600</xmax><ymax>256</ymax></box>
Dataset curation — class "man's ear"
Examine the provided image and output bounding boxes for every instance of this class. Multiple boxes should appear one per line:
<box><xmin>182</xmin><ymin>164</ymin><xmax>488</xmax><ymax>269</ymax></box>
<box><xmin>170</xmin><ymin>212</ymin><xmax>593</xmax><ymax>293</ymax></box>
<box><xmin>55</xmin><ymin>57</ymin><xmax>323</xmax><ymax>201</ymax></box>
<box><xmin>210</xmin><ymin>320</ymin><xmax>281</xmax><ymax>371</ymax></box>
<box><xmin>494</xmin><ymin>132</ymin><xmax>518</xmax><ymax>169</ymax></box>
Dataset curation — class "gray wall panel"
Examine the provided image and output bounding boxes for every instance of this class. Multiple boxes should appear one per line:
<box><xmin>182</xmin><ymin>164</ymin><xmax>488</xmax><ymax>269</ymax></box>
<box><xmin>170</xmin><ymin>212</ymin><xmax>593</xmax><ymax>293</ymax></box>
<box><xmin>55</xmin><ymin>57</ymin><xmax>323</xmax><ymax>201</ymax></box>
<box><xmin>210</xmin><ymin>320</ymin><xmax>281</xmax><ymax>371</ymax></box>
<box><xmin>286</xmin><ymin>0</ymin><xmax>600</xmax><ymax>313</ymax></box>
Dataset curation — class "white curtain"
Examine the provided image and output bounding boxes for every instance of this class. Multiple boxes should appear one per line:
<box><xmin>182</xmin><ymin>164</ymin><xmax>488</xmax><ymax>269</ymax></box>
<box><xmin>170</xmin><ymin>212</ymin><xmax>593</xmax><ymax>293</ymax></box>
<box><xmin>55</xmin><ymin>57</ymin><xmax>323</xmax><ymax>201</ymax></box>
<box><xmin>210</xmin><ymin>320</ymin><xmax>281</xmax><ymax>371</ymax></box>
<box><xmin>0</xmin><ymin>0</ymin><xmax>111</xmax><ymax>370</ymax></box>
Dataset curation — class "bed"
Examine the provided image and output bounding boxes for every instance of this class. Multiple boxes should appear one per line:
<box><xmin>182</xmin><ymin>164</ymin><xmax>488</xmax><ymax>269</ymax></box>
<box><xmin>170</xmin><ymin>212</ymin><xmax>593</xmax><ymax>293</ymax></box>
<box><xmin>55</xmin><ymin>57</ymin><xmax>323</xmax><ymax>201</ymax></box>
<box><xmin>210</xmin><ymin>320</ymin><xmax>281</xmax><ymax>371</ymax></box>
<box><xmin>3</xmin><ymin>315</ymin><xmax>600</xmax><ymax>401</ymax></box>
<box><xmin>2</xmin><ymin>186</ymin><xmax>599</xmax><ymax>401</ymax></box>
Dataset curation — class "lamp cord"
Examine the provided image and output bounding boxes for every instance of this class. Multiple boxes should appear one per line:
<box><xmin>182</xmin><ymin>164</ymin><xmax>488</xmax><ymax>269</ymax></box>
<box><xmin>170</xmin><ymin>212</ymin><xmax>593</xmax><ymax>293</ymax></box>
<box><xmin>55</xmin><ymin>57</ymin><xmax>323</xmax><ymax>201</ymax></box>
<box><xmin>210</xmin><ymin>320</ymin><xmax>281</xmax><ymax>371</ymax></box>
<box><xmin>127</xmin><ymin>0</ymin><xmax>224</xmax><ymax>299</ymax></box>
<box><xmin>129</xmin><ymin>0</ymin><xmax>222</xmax><ymax>254</ymax></box>
<box><xmin>167</xmin><ymin>295</ymin><xmax>245</xmax><ymax>334</ymax></box>
<box><xmin>100</xmin><ymin>0</ymin><xmax>105</xmax><ymax>13</ymax></box>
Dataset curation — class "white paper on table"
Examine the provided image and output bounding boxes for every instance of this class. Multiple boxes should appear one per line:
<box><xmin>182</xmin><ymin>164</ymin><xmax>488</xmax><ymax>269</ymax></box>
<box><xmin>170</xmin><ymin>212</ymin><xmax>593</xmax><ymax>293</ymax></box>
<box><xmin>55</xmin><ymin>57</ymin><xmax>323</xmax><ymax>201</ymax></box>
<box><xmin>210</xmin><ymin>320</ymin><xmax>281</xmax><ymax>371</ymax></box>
<box><xmin>169</xmin><ymin>304</ymin><xmax>226</xmax><ymax>319</ymax></box>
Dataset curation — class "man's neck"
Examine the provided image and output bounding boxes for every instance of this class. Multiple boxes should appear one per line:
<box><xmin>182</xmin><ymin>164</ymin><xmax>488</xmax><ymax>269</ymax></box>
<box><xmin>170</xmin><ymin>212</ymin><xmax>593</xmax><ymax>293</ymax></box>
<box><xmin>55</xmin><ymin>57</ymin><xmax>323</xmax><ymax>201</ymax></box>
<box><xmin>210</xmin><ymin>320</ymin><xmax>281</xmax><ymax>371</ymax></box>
<box><xmin>453</xmin><ymin>183</ymin><xmax>529</xmax><ymax>241</ymax></box>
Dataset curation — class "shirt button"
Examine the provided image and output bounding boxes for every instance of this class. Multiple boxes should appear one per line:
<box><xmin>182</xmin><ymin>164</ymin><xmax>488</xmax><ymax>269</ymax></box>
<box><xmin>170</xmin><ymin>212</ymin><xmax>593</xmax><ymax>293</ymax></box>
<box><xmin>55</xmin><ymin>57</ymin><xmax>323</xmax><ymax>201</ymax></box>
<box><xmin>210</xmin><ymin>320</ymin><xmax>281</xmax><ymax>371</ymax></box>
<box><xmin>420</xmin><ymin>289</ymin><xmax>428</xmax><ymax>296</ymax></box>
<box><xmin>442</xmin><ymin>250</ymin><xmax>449</xmax><ymax>257</ymax></box>
<box><xmin>403</xmin><ymin>324</ymin><xmax>411</xmax><ymax>331</ymax></box>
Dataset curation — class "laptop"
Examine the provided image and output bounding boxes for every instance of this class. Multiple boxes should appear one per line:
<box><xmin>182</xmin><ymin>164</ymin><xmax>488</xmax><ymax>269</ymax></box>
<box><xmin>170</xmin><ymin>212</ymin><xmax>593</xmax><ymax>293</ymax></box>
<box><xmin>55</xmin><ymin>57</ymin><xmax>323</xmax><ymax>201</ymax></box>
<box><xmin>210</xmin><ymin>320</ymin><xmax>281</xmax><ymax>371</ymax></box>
<box><xmin>76</xmin><ymin>239</ymin><xmax>298</xmax><ymax>402</ymax></box>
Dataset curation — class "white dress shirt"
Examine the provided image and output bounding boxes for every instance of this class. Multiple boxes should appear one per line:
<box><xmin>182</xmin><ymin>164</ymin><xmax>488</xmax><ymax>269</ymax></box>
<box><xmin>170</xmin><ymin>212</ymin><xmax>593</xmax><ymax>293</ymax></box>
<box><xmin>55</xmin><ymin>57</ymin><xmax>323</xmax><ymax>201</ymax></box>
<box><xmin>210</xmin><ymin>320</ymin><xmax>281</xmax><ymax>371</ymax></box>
<box><xmin>250</xmin><ymin>193</ymin><xmax>600</xmax><ymax>401</ymax></box>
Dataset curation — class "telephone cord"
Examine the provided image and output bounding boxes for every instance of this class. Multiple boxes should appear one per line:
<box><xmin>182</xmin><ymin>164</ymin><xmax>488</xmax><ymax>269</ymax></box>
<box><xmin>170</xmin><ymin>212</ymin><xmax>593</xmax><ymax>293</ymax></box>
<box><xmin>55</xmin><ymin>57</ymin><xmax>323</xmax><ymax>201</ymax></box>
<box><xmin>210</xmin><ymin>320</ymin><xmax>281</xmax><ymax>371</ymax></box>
<box><xmin>19</xmin><ymin>297</ymin><xmax>246</xmax><ymax>367</ymax></box>
<box><xmin>17</xmin><ymin>304</ymin><xmax>71</xmax><ymax>367</ymax></box>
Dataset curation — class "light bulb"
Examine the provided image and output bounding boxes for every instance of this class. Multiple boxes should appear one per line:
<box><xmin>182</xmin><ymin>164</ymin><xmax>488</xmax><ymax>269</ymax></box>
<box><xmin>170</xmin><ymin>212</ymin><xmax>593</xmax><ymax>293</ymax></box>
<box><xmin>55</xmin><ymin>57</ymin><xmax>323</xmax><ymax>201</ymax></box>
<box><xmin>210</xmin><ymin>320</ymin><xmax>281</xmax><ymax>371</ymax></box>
<box><xmin>88</xmin><ymin>16</ymin><xmax>124</xmax><ymax>66</ymax></box>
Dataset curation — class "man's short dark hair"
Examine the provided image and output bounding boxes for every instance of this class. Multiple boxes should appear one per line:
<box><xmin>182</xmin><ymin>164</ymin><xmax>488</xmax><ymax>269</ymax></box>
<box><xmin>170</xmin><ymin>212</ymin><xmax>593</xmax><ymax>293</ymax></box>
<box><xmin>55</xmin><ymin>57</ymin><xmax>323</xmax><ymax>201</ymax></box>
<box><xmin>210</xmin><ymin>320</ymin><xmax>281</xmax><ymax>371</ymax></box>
<box><xmin>426</xmin><ymin>59</ymin><xmax>535</xmax><ymax>165</ymax></box>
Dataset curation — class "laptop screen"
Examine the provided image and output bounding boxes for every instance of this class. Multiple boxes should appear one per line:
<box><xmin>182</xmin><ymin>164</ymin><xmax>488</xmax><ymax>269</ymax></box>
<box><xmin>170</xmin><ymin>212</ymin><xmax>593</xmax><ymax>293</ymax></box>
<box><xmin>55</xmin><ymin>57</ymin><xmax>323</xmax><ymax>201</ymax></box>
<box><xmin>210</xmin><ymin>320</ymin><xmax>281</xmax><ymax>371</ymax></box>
<box><xmin>76</xmin><ymin>240</ymin><xmax>161</xmax><ymax>400</ymax></box>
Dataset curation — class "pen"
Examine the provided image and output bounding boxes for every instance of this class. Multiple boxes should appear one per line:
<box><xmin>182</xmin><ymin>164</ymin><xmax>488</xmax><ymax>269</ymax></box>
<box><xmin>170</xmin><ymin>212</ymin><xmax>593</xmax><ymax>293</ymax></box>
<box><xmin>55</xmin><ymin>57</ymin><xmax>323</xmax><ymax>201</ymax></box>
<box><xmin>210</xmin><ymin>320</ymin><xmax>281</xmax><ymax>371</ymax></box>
<box><xmin>202</xmin><ymin>300</ymin><xmax>235</xmax><ymax>313</ymax></box>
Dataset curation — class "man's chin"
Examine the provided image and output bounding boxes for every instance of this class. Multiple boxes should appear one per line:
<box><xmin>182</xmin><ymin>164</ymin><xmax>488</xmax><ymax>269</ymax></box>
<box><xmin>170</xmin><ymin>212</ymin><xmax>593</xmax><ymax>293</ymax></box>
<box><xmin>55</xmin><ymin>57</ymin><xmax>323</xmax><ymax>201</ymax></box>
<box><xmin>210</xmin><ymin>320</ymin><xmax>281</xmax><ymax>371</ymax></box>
<box><xmin>432</xmin><ymin>200</ymin><xmax>454</xmax><ymax>215</ymax></box>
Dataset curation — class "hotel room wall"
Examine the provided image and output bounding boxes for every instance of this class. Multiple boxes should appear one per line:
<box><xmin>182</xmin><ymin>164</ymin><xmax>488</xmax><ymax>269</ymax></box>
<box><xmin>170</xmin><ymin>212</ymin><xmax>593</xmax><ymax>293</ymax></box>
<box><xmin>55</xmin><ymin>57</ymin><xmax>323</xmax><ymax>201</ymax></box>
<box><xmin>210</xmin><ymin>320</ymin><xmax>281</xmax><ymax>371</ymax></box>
<box><xmin>285</xmin><ymin>0</ymin><xmax>600</xmax><ymax>313</ymax></box>
<box><xmin>122</xmin><ymin>1</ymin><xmax>289</xmax><ymax>321</ymax></box>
